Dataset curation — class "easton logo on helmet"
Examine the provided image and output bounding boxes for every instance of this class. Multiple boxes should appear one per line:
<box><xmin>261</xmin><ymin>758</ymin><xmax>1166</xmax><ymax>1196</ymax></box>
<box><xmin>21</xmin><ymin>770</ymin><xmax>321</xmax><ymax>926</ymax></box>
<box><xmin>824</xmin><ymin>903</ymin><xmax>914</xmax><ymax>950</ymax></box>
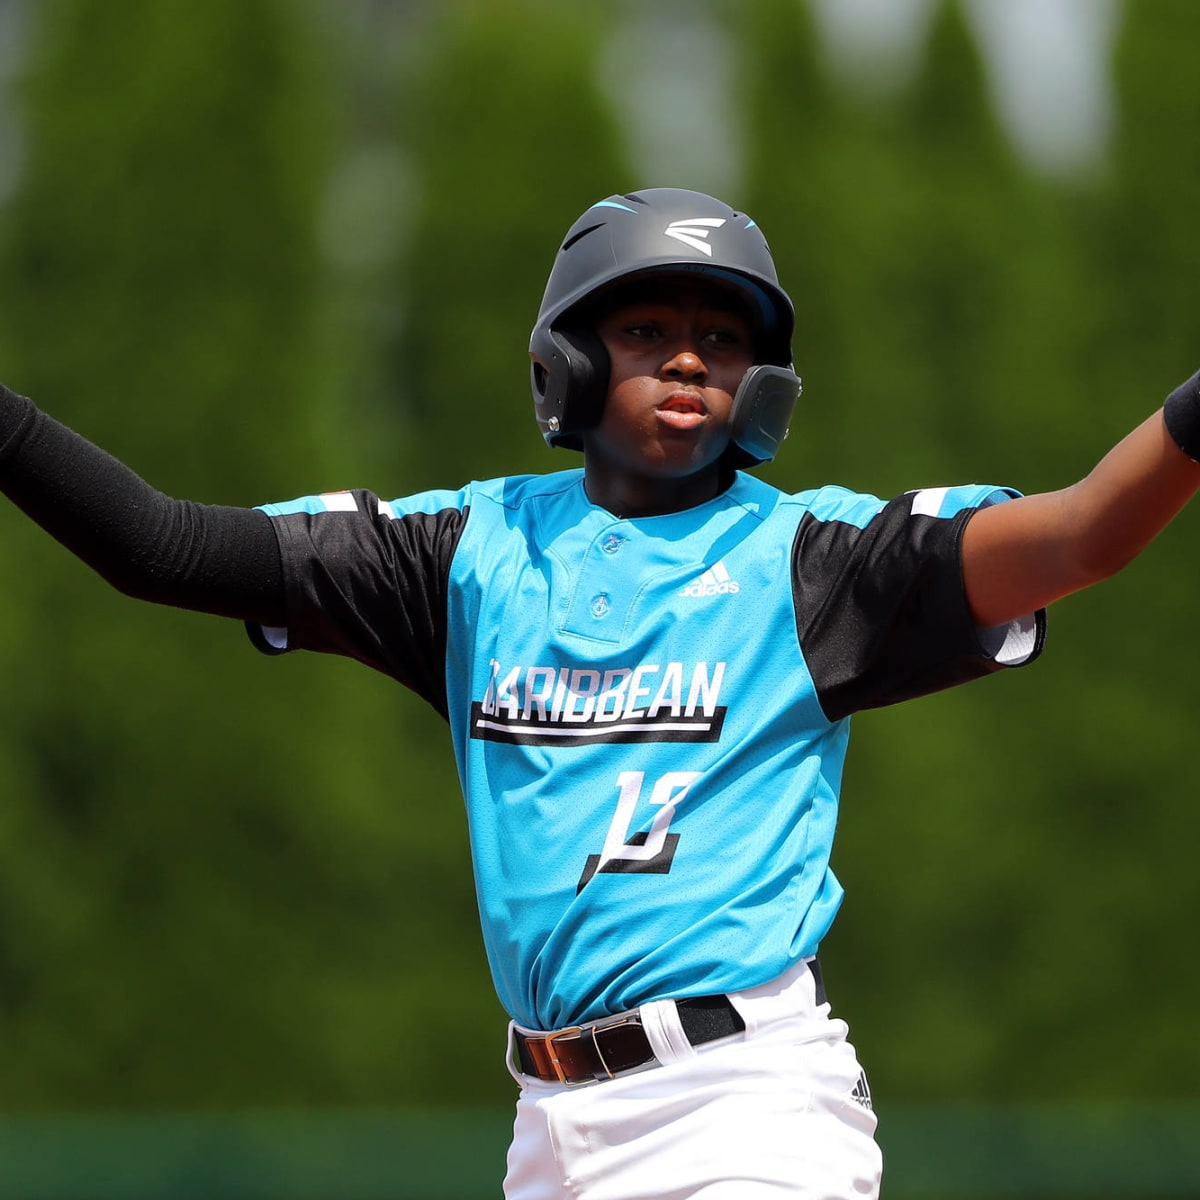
<box><xmin>664</xmin><ymin>217</ymin><xmax>726</xmax><ymax>256</ymax></box>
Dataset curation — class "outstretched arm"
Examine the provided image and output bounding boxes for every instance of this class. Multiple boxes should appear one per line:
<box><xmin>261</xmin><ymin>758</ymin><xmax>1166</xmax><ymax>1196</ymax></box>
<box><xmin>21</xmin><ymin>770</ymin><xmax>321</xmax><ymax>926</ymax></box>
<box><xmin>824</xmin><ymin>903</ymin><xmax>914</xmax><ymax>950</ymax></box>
<box><xmin>963</xmin><ymin>378</ymin><xmax>1200</xmax><ymax>630</ymax></box>
<box><xmin>0</xmin><ymin>383</ymin><xmax>286</xmax><ymax>625</ymax></box>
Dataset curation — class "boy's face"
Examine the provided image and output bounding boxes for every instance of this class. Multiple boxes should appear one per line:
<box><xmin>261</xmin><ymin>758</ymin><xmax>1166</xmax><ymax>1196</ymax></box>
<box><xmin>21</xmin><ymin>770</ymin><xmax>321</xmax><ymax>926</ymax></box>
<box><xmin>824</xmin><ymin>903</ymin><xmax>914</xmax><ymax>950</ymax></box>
<box><xmin>581</xmin><ymin>276</ymin><xmax>755</xmax><ymax>515</ymax></box>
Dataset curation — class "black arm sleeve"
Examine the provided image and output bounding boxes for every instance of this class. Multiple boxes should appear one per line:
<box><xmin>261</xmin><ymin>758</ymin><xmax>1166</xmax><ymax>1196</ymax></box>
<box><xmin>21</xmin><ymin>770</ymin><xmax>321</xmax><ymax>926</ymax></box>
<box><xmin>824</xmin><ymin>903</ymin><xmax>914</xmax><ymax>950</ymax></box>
<box><xmin>792</xmin><ymin>491</ymin><xmax>1045</xmax><ymax>722</ymax></box>
<box><xmin>0</xmin><ymin>383</ymin><xmax>286</xmax><ymax>625</ymax></box>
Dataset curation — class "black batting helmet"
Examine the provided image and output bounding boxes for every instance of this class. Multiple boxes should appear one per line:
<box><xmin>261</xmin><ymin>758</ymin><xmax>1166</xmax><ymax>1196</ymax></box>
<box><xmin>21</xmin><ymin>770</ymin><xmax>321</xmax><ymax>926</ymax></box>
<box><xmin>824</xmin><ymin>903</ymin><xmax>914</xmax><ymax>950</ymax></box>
<box><xmin>529</xmin><ymin>187</ymin><xmax>801</xmax><ymax>467</ymax></box>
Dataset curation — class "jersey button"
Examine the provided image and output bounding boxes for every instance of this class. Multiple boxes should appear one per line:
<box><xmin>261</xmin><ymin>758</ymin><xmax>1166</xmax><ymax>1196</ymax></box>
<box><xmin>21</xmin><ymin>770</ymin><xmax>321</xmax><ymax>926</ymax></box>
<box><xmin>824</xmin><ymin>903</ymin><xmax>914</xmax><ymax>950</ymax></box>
<box><xmin>589</xmin><ymin>593</ymin><xmax>611</xmax><ymax>618</ymax></box>
<box><xmin>601</xmin><ymin>533</ymin><xmax>625</xmax><ymax>554</ymax></box>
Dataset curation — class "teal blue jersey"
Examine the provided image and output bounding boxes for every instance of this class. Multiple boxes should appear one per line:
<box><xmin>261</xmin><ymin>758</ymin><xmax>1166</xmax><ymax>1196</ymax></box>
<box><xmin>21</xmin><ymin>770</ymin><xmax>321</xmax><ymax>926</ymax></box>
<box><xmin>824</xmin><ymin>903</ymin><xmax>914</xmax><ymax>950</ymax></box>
<box><xmin>252</xmin><ymin>470</ymin><xmax>1043</xmax><ymax>1030</ymax></box>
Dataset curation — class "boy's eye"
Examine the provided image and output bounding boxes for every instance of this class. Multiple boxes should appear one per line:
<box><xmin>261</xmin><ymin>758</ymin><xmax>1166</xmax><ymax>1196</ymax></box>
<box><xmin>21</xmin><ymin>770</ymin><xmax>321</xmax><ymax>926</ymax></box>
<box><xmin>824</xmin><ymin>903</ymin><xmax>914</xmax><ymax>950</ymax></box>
<box><xmin>704</xmin><ymin>327</ymin><xmax>747</xmax><ymax>347</ymax></box>
<box><xmin>625</xmin><ymin>321</ymin><xmax>660</xmax><ymax>338</ymax></box>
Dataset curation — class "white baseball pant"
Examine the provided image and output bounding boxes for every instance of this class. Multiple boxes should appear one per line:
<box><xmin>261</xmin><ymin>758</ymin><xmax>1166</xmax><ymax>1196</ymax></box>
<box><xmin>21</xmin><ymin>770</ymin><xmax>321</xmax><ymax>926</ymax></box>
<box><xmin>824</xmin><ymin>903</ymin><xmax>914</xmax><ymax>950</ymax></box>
<box><xmin>502</xmin><ymin>959</ymin><xmax>882</xmax><ymax>1199</ymax></box>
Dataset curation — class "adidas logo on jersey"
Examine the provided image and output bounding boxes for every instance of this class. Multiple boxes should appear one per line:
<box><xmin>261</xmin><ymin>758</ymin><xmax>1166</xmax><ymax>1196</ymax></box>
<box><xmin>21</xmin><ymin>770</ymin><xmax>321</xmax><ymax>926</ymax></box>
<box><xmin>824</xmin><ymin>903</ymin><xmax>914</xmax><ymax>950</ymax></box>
<box><xmin>680</xmin><ymin>561</ymin><xmax>740</xmax><ymax>597</ymax></box>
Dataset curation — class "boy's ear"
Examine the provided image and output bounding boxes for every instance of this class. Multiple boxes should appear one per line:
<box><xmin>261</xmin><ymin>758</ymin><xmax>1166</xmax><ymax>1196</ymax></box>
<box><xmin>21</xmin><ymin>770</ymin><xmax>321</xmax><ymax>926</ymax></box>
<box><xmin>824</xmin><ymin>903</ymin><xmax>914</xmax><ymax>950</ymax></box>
<box><xmin>529</xmin><ymin>326</ymin><xmax>610</xmax><ymax>451</ymax></box>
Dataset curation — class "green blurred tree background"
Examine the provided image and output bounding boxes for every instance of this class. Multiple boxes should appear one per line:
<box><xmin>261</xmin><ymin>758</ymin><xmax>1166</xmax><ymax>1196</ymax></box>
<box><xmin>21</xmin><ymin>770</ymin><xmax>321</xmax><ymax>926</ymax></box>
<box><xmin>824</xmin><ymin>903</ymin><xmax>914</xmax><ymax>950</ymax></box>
<box><xmin>0</xmin><ymin>0</ymin><xmax>1196</xmax><ymax>1140</ymax></box>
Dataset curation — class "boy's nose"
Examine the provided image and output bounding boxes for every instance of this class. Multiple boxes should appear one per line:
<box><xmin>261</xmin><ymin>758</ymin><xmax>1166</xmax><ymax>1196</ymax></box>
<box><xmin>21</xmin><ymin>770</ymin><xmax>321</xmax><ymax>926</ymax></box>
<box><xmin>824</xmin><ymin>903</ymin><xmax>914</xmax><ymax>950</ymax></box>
<box><xmin>662</xmin><ymin>348</ymin><xmax>707</xmax><ymax>381</ymax></box>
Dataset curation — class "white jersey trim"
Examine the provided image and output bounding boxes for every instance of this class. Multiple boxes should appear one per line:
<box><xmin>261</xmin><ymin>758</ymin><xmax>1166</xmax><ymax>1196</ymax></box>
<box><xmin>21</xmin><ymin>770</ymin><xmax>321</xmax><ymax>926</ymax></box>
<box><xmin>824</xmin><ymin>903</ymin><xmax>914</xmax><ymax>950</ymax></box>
<box><xmin>260</xmin><ymin>625</ymin><xmax>289</xmax><ymax>650</ymax></box>
<box><xmin>978</xmin><ymin>613</ymin><xmax>1039</xmax><ymax>666</ymax></box>
<box><xmin>909</xmin><ymin>486</ymin><xmax>952</xmax><ymax>517</ymax></box>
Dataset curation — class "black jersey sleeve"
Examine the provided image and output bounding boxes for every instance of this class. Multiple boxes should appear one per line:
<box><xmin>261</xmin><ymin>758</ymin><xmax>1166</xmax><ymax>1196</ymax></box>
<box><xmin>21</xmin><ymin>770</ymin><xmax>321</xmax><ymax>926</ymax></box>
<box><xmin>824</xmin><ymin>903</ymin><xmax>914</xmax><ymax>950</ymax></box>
<box><xmin>0</xmin><ymin>384</ymin><xmax>286</xmax><ymax>623</ymax></box>
<box><xmin>792</xmin><ymin>489</ymin><xmax>1045</xmax><ymax>721</ymax></box>
<box><xmin>250</xmin><ymin>493</ymin><xmax>468</xmax><ymax>718</ymax></box>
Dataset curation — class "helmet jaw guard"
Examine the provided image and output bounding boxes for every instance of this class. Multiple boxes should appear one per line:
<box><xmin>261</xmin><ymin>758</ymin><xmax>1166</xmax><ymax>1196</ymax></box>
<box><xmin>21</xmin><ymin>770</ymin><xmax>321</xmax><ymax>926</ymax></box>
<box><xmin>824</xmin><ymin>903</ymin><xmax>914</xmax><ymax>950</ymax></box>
<box><xmin>529</xmin><ymin>188</ymin><xmax>801</xmax><ymax>466</ymax></box>
<box><xmin>727</xmin><ymin>365</ymin><xmax>803</xmax><ymax>467</ymax></box>
<box><xmin>529</xmin><ymin>324</ymin><xmax>607</xmax><ymax>454</ymax></box>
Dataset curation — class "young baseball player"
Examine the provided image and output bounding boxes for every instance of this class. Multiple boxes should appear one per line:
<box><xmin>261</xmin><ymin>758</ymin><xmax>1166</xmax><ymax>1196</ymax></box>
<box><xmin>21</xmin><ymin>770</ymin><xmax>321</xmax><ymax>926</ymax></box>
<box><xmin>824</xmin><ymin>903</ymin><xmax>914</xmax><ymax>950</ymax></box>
<box><xmin>3</xmin><ymin>187</ymin><xmax>1200</xmax><ymax>1198</ymax></box>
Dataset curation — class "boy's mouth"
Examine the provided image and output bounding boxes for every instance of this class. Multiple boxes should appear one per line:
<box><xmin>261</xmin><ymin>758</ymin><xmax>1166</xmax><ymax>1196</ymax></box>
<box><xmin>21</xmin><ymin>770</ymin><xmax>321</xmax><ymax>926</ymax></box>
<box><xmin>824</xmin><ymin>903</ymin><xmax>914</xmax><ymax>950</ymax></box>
<box><xmin>656</xmin><ymin>391</ymin><xmax>707</xmax><ymax>430</ymax></box>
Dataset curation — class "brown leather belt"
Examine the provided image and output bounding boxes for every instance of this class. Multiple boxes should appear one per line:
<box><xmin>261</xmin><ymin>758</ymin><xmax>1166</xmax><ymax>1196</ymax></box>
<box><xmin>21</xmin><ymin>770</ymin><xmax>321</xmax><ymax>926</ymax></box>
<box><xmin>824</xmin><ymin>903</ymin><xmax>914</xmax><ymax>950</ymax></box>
<box><xmin>514</xmin><ymin>960</ymin><xmax>826</xmax><ymax>1087</ymax></box>
<box><xmin>513</xmin><ymin>993</ymin><xmax>745</xmax><ymax>1087</ymax></box>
